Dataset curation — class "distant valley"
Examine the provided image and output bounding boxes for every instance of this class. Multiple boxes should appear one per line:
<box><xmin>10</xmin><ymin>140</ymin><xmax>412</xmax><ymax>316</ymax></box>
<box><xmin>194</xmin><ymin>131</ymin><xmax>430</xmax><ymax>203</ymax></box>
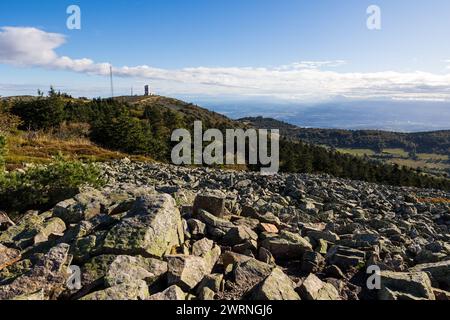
<box><xmin>203</xmin><ymin>100</ymin><xmax>450</xmax><ymax>132</ymax></box>
<box><xmin>241</xmin><ymin>116</ymin><xmax>450</xmax><ymax>178</ymax></box>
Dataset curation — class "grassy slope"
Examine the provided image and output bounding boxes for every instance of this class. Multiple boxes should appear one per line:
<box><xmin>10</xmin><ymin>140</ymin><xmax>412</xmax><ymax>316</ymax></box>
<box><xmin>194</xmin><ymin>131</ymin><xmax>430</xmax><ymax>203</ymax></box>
<box><xmin>4</xmin><ymin>94</ymin><xmax>234</xmax><ymax>169</ymax></box>
<box><xmin>5</xmin><ymin>131</ymin><xmax>150</xmax><ymax>169</ymax></box>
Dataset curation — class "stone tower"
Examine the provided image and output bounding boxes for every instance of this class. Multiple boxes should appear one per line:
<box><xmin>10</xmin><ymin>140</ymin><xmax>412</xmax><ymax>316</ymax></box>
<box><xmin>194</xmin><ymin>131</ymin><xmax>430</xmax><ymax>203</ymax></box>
<box><xmin>144</xmin><ymin>85</ymin><xmax>149</xmax><ymax>96</ymax></box>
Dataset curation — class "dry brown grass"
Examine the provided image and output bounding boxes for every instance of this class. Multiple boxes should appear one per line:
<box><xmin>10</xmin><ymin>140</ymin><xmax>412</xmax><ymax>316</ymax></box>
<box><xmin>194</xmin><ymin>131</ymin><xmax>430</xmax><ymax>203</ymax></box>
<box><xmin>5</xmin><ymin>131</ymin><xmax>151</xmax><ymax>169</ymax></box>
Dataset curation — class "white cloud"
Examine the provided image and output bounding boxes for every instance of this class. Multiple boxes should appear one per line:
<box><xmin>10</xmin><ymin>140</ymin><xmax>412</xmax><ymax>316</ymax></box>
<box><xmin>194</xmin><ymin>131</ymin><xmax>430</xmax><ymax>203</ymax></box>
<box><xmin>1</xmin><ymin>26</ymin><xmax>450</xmax><ymax>102</ymax></box>
<box><xmin>0</xmin><ymin>27</ymin><xmax>65</xmax><ymax>66</ymax></box>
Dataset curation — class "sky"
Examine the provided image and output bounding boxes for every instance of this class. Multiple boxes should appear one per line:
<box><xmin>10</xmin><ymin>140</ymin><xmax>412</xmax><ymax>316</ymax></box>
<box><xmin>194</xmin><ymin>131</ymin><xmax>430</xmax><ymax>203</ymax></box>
<box><xmin>1</xmin><ymin>0</ymin><xmax>450</xmax><ymax>104</ymax></box>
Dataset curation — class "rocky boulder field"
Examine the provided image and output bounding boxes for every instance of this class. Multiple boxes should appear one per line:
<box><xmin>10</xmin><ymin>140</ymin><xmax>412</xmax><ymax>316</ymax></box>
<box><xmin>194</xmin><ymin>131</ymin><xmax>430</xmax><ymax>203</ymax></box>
<box><xmin>0</xmin><ymin>159</ymin><xmax>449</xmax><ymax>300</ymax></box>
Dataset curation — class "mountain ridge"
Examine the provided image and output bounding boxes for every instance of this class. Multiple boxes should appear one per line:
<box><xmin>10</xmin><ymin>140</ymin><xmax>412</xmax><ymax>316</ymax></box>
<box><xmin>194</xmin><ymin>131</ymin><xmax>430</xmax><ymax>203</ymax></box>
<box><xmin>239</xmin><ymin>116</ymin><xmax>450</xmax><ymax>155</ymax></box>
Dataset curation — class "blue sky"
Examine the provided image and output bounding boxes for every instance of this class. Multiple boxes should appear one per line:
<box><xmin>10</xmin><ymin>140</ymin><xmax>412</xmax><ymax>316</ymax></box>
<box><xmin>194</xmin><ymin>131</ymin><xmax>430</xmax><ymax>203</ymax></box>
<box><xmin>1</xmin><ymin>0</ymin><xmax>450</xmax><ymax>102</ymax></box>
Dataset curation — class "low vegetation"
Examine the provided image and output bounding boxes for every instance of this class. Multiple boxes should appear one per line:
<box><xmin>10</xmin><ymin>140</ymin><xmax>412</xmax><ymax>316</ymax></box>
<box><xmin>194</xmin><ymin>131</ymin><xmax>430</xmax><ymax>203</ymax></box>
<box><xmin>0</xmin><ymin>155</ymin><xmax>104</xmax><ymax>213</ymax></box>
<box><xmin>0</xmin><ymin>134</ymin><xmax>6</xmax><ymax>172</ymax></box>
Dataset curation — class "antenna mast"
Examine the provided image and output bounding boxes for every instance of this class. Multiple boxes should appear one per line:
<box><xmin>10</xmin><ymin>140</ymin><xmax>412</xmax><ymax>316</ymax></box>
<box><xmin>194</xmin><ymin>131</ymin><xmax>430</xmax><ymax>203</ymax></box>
<box><xmin>109</xmin><ymin>65</ymin><xmax>114</xmax><ymax>98</ymax></box>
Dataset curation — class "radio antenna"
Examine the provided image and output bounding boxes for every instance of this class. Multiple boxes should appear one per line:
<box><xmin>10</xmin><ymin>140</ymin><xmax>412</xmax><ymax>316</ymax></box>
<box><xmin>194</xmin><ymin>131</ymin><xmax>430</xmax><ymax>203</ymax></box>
<box><xmin>109</xmin><ymin>65</ymin><xmax>114</xmax><ymax>98</ymax></box>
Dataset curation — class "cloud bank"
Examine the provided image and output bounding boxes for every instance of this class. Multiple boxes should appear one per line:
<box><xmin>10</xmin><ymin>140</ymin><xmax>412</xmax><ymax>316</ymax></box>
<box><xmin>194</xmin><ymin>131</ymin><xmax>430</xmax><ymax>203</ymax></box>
<box><xmin>1</xmin><ymin>26</ymin><xmax>450</xmax><ymax>102</ymax></box>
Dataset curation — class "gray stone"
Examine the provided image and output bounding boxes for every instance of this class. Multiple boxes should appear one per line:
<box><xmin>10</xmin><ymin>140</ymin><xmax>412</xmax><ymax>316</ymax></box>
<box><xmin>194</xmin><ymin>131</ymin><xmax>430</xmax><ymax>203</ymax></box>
<box><xmin>193</xmin><ymin>192</ymin><xmax>226</xmax><ymax>218</ymax></box>
<box><xmin>233</xmin><ymin>258</ymin><xmax>274</xmax><ymax>284</ymax></box>
<box><xmin>197</xmin><ymin>273</ymin><xmax>223</xmax><ymax>293</ymax></box>
<box><xmin>379</xmin><ymin>271</ymin><xmax>435</xmax><ymax>300</ymax></box>
<box><xmin>105</xmin><ymin>255</ymin><xmax>167</xmax><ymax>287</ymax></box>
<box><xmin>250</xmin><ymin>268</ymin><xmax>300</xmax><ymax>300</ymax></box>
<box><xmin>53</xmin><ymin>189</ymin><xmax>108</xmax><ymax>224</ymax></box>
<box><xmin>0</xmin><ymin>243</ymin><xmax>71</xmax><ymax>300</ymax></box>
<box><xmin>198</xmin><ymin>287</ymin><xmax>216</xmax><ymax>300</ymax></box>
<box><xmin>0</xmin><ymin>244</ymin><xmax>21</xmax><ymax>271</ymax></box>
<box><xmin>261</xmin><ymin>230</ymin><xmax>312</xmax><ymax>260</ymax></box>
<box><xmin>307</xmin><ymin>230</ymin><xmax>340</xmax><ymax>243</ymax></box>
<box><xmin>103</xmin><ymin>194</ymin><xmax>184</xmax><ymax>257</ymax></box>
<box><xmin>81</xmin><ymin>280</ymin><xmax>149</xmax><ymax>300</ymax></box>
<box><xmin>192</xmin><ymin>238</ymin><xmax>214</xmax><ymax>257</ymax></box>
<box><xmin>410</xmin><ymin>261</ymin><xmax>450</xmax><ymax>289</ymax></box>
<box><xmin>301</xmin><ymin>251</ymin><xmax>325</xmax><ymax>274</ymax></box>
<box><xmin>167</xmin><ymin>255</ymin><xmax>210</xmax><ymax>290</ymax></box>
<box><xmin>148</xmin><ymin>285</ymin><xmax>186</xmax><ymax>300</ymax></box>
<box><xmin>222</xmin><ymin>226</ymin><xmax>258</xmax><ymax>247</ymax></box>
<box><xmin>187</xmin><ymin>219</ymin><xmax>206</xmax><ymax>239</ymax></box>
<box><xmin>297</xmin><ymin>274</ymin><xmax>341</xmax><ymax>300</ymax></box>
<box><xmin>326</xmin><ymin>245</ymin><xmax>366</xmax><ymax>270</ymax></box>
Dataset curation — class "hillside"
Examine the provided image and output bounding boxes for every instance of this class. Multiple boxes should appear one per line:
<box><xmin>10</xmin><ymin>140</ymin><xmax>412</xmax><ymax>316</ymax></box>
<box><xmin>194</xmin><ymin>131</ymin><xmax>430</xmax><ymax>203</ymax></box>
<box><xmin>1</xmin><ymin>93</ymin><xmax>450</xmax><ymax>191</ymax></box>
<box><xmin>240</xmin><ymin>117</ymin><xmax>450</xmax><ymax>154</ymax></box>
<box><xmin>241</xmin><ymin>117</ymin><xmax>450</xmax><ymax>177</ymax></box>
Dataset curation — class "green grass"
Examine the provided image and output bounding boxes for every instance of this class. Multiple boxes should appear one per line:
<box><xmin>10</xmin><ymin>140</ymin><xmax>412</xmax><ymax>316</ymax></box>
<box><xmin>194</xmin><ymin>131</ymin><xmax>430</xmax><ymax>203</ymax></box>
<box><xmin>337</xmin><ymin>147</ymin><xmax>449</xmax><ymax>177</ymax></box>
<box><xmin>382</xmin><ymin>148</ymin><xmax>410</xmax><ymax>158</ymax></box>
<box><xmin>390</xmin><ymin>158</ymin><xmax>450</xmax><ymax>171</ymax></box>
<box><xmin>337</xmin><ymin>148</ymin><xmax>376</xmax><ymax>156</ymax></box>
<box><xmin>417</xmin><ymin>153</ymin><xmax>449</xmax><ymax>161</ymax></box>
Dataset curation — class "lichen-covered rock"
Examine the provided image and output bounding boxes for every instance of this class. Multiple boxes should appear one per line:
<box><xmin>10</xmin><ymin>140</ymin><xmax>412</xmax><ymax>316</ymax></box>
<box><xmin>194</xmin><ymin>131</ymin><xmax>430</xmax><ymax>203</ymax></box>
<box><xmin>53</xmin><ymin>188</ymin><xmax>108</xmax><ymax>224</ymax></box>
<box><xmin>201</xmin><ymin>244</ymin><xmax>221</xmax><ymax>271</ymax></box>
<box><xmin>307</xmin><ymin>229</ymin><xmax>340</xmax><ymax>243</ymax></box>
<box><xmin>301</xmin><ymin>251</ymin><xmax>325</xmax><ymax>274</ymax></box>
<box><xmin>0</xmin><ymin>244</ymin><xmax>21</xmax><ymax>271</ymax></box>
<box><xmin>0</xmin><ymin>211</ymin><xmax>45</xmax><ymax>249</ymax></box>
<box><xmin>379</xmin><ymin>271</ymin><xmax>436</xmax><ymax>300</ymax></box>
<box><xmin>197</xmin><ymin>273</ymin><xmax>224</xmax><ymax>294</ymax></box>
<box><xmin>167</xmin><ymin>255</ymin><xmax>210</xmax><ymax>290</ymax></box>
<box><xmin>192</xmin><ymin>238</ymin><xmax>214</xmax><ymax>257</ymax></box>
<box><xmin>222</xmin><ymin>226</ymin><xmax>258</xmax><ymax>247</ymax></box>
<box><xmin>11</xmin><ymin>290</ymin><xmax>45</xmax><ymax>300</ymax></box>
<box><xmin>250</xmin><ymin>268</ymin><xmax>300</xmax><ymax>300</ymax></box>
<box><xmin>66</xmin><ymin>254</ymin><xmax>118</xmax><ymax>298</ymax></box>
<box><xmin>148</xmin><ymin>285</ymin><xmax>186</xmax><ymax>300</ymax></box>
<box><xmin>81</xmin><ymin>280</ymin><xmax>149</xmax><ymax>300</ymax></box>
<box><xmin>0</xmin><ymin>259</ymin><xmax>32</xmax><ymax>285</ymax></box>
<box><xmin>33</xmin><ymin>217</ymin><xmax>66</xmax><ymax>244</ymax></box>
<box><xmin>103</xmin><ymin>194</ymin><xmax>184</xmax><ymax>257</ymax></box>
<box><xmin>326</xmin><ymin>245</ymin><xmax>366</xmax><ymax>270</ymax></box>
<box><xmin>198</xmin><ymin>287</ymin><xmax>216</xmax><ymax>300</ymax></box>
<box><xmin>297</xmin><ymin>273</ymin><xmax>340</xmax><ymax>300</ymax></box>
<box><xmin>0</xmin><ymin>243</ymin><xmax>71</xmax><ymax>300</ymax></box>
<box><xmin>410</xmin><ymin>261</ymin><xmax>450</xmax><ymax>289</ymax></box>
<box><xmin>105</xmin><ymin>255</ymin><xmax>167</xmax><ymax>287</ymax></box>
<box><xmin>196</xmin><ymin>209</ymin><xmax>234</xmax><ymax>238</ymax></box>
<box><xmin>187</xmin><ymin>219</ymin><xmax>206</xmax><ymax>239</ymax></box>
<box><xmin>70</xmin><ymin>231</ymin><xmax>106</xmax><ymax>263</ymax></box>
<box><xmin>193</xmin><ymin>191</ymin><xmax>226</xmax><ymax>218</ymax></box>
<box><xmin>261</xmin><ymin>230</ymin><xmax>312</xmax><ymax>260</ymax></box>
<box><xmin>233</xmin><ymin>258</ymin><xmax>274</xmax><ymax>284</ymax></box>
<box><xmin>1</xmin><ymin>159</ymin><xmax>449</xmax><ymax>301</ymax></box>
